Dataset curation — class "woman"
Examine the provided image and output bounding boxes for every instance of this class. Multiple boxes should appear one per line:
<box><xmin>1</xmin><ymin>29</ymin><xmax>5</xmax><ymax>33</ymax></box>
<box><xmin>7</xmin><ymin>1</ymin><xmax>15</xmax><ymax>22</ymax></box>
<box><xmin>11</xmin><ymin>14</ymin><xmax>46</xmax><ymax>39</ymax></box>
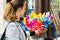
<box><xmin>3</xmin><ymin>0</ymin><xmax>40</xmax><ymax>40</ymax></box>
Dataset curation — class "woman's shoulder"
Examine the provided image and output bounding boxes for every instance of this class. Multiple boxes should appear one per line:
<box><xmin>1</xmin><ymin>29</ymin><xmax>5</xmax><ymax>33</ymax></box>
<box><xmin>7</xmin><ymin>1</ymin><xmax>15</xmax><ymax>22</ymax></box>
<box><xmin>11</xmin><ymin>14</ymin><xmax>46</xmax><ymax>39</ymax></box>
<box><xmin>6</xmin><ymin>22</ymin><xmax>18</xmax><ymax>28</ymax></box>
<box><xmin>6</xmin><ymin>22</ymin><xmax>19</xmax><ymax>32</ymax></box>
<box><xmin>9</xmin><ymin>22</ymin><xmax>17</xmax><ymax>25</ymax></box>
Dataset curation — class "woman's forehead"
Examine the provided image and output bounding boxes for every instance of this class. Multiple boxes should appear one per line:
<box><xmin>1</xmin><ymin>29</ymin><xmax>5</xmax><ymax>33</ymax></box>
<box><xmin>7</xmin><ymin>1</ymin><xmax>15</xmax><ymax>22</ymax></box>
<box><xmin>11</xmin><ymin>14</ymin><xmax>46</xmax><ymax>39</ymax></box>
<box><xmin>24</xmin><ymin>2</ymin><xmax>26</xmax><ymax>6</ymax></box>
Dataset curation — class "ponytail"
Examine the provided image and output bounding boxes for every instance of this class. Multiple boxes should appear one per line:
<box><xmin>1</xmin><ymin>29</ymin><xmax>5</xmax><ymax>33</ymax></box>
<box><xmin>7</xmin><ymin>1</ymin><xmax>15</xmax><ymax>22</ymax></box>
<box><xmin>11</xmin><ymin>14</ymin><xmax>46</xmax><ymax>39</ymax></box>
<box><xmin>3</xmin><ymin>3</ymin><xmax>17</xmax><ymax>21</ymax></box>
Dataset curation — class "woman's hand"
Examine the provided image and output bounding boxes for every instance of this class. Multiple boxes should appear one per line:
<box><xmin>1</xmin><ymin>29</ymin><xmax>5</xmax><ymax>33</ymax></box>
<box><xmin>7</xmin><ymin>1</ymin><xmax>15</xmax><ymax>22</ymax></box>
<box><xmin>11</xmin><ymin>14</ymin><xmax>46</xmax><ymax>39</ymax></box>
<box><xmin>34</xmin><ymin>28</ymin><xmax>48</xmax><ymax>37</ymax></box>
<box><xmin>27</xmin><ymin>27</ymin><xmax>48</xmax><ymax>37</ymax></box>
<box><xmin>39</xmin><ymin>28</ymin><xmax>48</xmax><ymax>34</ymax></box>
<box><xmin>35</xmin><ymin>30</ymin><xmax>40</xmax><ymax>36</ymax></box>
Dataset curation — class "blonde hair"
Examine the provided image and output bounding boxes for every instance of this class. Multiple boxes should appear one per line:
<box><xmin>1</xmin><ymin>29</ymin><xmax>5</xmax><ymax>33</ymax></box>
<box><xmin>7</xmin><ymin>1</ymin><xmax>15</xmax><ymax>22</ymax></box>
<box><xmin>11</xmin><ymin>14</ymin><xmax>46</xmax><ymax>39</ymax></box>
<box><xmin>3</xmin><ymin>3</ymin><xmax>17</xmax><ymax>21</ymax></box>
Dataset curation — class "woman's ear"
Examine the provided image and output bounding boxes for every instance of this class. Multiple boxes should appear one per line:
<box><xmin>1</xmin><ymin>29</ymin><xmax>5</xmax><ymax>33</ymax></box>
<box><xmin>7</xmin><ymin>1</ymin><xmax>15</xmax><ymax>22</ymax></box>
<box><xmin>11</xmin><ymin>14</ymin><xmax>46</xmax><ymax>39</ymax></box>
<box><xmin>16</xmin><ymin>8</ymin><xmax>21</xmax><ymax>15</ymax></box>
<box><xmin>18</xmin><ymin>8</ymin><xmax>22</xmax><ymax>12</ymax></box>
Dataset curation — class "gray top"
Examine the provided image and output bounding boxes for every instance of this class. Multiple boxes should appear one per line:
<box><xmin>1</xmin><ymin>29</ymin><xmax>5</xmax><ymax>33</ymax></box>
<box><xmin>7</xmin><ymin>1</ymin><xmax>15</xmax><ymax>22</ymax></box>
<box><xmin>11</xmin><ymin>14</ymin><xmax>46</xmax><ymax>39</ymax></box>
<box><xmin>5</xmin><ymin>22</ymin><xmax>26</xmax><ymax>40</ymax></box>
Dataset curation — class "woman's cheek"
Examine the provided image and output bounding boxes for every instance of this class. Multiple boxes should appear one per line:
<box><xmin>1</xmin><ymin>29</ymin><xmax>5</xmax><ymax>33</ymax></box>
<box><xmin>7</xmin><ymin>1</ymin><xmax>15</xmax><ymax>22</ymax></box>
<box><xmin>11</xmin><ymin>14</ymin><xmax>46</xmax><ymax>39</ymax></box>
<box><xmin>21</xmin><ymin>12</ymin><xmax>24</xmax><ymax>17</ymax></box>
<box><xmin>22</xmin><ymin>10</ymin><xmax>25</xmax><ymax>15</ymax></box>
